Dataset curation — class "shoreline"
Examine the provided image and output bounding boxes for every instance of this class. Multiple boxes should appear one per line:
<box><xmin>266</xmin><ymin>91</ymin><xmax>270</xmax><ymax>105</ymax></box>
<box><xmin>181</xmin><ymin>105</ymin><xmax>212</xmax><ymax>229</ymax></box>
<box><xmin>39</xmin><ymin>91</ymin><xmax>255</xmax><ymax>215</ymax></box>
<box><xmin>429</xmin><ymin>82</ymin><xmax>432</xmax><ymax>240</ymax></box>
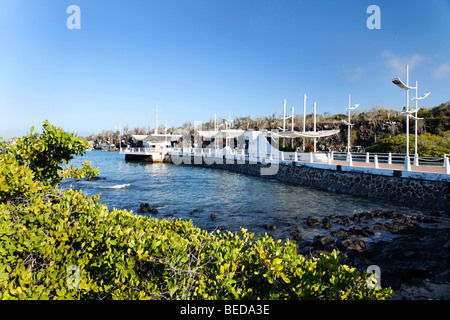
<box><xmin>287</xmin><ymin>209</ymin><xmax>450</xmax><ymax>300</ymax></box>
<box><xmin>140</xmin><ymin>203</ymin><xmax>449</xmax><ymax>300</ymax></box>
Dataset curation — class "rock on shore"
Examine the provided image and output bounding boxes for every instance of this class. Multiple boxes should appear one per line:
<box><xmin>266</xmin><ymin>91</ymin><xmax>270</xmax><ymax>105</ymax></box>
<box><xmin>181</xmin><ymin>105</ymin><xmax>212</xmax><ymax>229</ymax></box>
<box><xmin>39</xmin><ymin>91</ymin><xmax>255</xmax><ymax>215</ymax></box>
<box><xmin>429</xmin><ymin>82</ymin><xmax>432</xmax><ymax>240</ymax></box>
<box><xmin>296</xmin><ymin>210</ymin><xmax>450</xmax><ymax>300</ymax></box>
<box><xmin>137</xmin><ymin>203</ymin><xmax>159</xmax><ymax>214</ymax></box>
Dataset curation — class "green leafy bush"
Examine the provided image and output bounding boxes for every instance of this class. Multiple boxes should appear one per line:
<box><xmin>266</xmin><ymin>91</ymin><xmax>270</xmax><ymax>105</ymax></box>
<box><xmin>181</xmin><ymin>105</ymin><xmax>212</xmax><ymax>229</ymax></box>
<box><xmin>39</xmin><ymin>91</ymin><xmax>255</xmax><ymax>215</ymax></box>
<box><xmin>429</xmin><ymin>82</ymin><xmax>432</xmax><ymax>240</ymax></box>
<box><xmin>59</xmin><ymin>161</ymin><xmax>100</xmax><ymax>181</ymax></box>
<box><xmin>11</xmin><ymin>120</ymin><xmax>87</xmax><ymax>186</ymax></box>
<box><xmin>366</xmin><ymin>131</ymin><xmax>450</xmax><ymax>157</ymax></box>
<box><xmin>0</xmin><ymin>121</ymin><xmax>393</xmax><ymax>300</ymax></box>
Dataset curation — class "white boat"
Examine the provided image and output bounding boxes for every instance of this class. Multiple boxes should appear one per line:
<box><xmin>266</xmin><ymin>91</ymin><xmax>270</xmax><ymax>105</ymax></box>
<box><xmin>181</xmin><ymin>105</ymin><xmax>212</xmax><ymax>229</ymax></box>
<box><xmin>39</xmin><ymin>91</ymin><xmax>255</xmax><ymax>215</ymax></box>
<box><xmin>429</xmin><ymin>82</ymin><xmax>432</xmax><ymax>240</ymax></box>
<box><xmin>120</xmin><ymin>134</ymin><xmax>182</xmax><ymax>162</ymax></box>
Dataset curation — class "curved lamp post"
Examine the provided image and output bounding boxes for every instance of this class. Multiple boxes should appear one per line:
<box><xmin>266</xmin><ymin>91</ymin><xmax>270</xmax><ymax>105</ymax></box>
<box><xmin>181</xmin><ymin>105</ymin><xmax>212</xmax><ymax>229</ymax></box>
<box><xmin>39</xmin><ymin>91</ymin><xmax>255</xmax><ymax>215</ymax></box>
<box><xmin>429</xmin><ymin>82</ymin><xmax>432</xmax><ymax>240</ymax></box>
<box><xmin>313</xmin><ymin>102</ymin><xmax>317</xmax><ymax>152</ymax></box>
<box><xmin>282</xmin><ymin>99</ymin><xmax>286</xmax><ymax>147</ymax></box>
<box><xmin>342</xmin><ymin>94</ymin><xmax>359</xmax><ymax>153</ymax></box>
<box><xmin>410</xmin><ymin>83</ymin><xmax>430</xmax><ymax>166</ymax></box>
<box><xmin>291</xmin><ymin>105</ymin><xmax>294</xmax><ymax>148</ymax></box>
<box><xmin>303</xmin><ymin>94</ymin><xmax>307</xmax><ymax>150</ymax></box>
<box><xmin>392</xmin><ymin>65</ymin><xmax>416</xmax><ymax>171</ymax></box>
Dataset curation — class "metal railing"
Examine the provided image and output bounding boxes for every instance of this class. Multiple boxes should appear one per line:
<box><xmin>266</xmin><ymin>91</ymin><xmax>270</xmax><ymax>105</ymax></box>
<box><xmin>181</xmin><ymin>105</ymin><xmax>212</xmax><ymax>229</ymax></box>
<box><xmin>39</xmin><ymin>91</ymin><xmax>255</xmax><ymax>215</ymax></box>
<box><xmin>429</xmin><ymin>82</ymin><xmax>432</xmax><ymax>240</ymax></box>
<box><xmin>121</xmin><ymin>146</ymin><xmax>450</xmax><ymax>174</ymax></box>
<box><xmin>331</xmin><ymin>151</ymin><xmax>448</xmax><ymax>167</ymax></box>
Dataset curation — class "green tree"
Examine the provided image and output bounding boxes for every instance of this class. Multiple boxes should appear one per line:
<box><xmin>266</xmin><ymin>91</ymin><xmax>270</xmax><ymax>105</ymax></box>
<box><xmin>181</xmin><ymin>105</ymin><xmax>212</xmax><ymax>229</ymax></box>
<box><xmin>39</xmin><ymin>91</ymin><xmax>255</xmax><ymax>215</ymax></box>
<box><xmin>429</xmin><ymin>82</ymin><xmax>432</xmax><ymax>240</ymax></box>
<box><xmin>11</xmin><ymin>120</ymin><xmax>87</xmax><ymax>186</ymax></box>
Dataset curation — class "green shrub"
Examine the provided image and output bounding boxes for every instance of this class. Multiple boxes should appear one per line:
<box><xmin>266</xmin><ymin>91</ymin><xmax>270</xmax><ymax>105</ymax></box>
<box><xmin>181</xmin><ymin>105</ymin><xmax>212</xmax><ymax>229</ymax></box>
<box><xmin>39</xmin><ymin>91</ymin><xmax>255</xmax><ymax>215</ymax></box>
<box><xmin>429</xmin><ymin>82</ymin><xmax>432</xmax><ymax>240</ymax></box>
<box><xmin>11</xmin><ymin>121</ymin><xmax>87</xmax><ymax>186</ymax></box>
<box><xmin>0</xmin><ymin>121</ymin><xmax>393</xmax><ymax>300</ymax></box>
<box><xmin>59</xmin><ymin>161</ymin><xmax>100</xmax><ymax>181</ymax></box>
<box><xmin>366</xmin><ymin>131</ymin><xmax>450</xmax><ymax>157</ymax></box>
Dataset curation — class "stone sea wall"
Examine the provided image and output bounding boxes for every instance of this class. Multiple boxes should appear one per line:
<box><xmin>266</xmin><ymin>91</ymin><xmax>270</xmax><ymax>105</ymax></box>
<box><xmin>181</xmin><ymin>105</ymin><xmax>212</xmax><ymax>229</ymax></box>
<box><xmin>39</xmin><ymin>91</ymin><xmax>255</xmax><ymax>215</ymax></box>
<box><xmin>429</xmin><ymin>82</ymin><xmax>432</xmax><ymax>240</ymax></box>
<box><xmin>171</xmin><ymin>155</ymin><xmax>450</xmax><ymax>212</ymax></box>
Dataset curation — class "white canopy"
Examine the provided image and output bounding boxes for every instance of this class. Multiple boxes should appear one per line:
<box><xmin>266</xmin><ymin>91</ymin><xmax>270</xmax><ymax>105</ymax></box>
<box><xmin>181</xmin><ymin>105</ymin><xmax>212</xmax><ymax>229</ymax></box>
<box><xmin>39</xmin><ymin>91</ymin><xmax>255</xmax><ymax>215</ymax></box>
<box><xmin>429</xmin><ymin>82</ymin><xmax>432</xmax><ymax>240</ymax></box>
<box><xmin>272</xmin><ymin>129</ymin><xmax>340</xmax><ymax>138</ymax></box>
<box><xmin>197</xmin><ymin>130</ymin><xmax>245</xmax><ymax>139</ymax></box>
<box><xmin>131</xmin><ymin>135</ymin><xmax>149</xmax><ymax>141</ymax></box>
<box><xmin>145</xmin><ymin>134</ymin><xmax>183</xmax><ymax>142</ymax></box>
<box><xmin>132</xmin><ymin>134</ymin><xmax>182</xmax><ymax>142</ymax></box>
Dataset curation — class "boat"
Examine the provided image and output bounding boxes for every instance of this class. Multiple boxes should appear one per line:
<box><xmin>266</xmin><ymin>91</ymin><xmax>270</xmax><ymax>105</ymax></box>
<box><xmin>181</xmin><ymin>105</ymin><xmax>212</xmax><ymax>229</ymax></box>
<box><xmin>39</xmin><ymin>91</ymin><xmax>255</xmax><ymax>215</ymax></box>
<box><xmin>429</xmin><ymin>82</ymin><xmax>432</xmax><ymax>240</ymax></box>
<box><xmin>120</xmin><ymin>133</ymin><xmax>182</xmax><ymax>162</ymax></box>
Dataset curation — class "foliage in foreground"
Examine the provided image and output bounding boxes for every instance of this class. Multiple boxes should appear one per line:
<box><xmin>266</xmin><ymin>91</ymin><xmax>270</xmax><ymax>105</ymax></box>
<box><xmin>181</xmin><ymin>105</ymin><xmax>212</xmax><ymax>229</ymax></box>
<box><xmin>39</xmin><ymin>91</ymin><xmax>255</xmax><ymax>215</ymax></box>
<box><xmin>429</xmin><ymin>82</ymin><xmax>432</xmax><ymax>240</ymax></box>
<box><xmin>0</xmin><ymin>122</ymin><xmax>393</xmax><ymax>300</ymax></box>
<box><xmin>366</xmin><ymin>131</ymin><xmax>450</xmax><ymax>157</ymax></box>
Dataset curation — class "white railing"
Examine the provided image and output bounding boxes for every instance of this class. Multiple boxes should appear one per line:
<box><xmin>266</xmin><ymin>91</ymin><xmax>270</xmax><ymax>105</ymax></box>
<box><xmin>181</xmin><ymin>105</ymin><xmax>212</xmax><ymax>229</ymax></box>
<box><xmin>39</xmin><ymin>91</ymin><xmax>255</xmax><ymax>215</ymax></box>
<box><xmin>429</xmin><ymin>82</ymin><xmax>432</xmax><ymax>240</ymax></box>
<box><xmin>330</xmin><ymin>151</ymin><xmax>449</xmax><ymax>172</ymax></box>
<box><xmin>121</xmin><ymin>146</ymin><xmax>449</xmax><ymax>174</ymax></box>
<box><xmin>331</xmin><ymin>151</ymin><xmax>447</xmax><ymax>166</ymax></box>
<box><xmin>122</xmin><ymin>147</ymin><xmax>162</xmax><ymax>153</ymax></box>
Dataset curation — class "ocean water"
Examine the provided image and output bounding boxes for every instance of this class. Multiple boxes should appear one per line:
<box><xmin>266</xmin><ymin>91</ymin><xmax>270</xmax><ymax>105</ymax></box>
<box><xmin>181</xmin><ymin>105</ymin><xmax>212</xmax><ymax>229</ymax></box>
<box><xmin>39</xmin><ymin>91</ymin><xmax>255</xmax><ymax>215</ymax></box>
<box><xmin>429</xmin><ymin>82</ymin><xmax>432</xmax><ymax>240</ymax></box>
<box><xmin>62</xmin><ymin>150</ymin><xmax>428</xmax><ymax>240</ymax></box>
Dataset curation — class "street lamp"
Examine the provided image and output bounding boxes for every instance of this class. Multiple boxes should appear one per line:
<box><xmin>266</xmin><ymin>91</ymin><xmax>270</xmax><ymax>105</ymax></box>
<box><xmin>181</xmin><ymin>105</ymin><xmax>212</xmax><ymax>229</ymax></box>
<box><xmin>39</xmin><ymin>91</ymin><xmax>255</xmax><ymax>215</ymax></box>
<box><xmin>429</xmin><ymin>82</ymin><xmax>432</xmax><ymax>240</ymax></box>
<box><xmin>410</xmin><ymin>82</ymin><xmax>430</xmax><ymax>165</ymax></box>
<box><xmin>313</xmin><ymin>102</ymin><xmax>317</xmax><ymax>152</ymax></box>
<box><xmin>281</xmin><ymin>105</ymin><xmax>294</xmax><ymax>148</ymax></box>
<box><xmin>392</xmin><ymin>65</ymin><xmax>416</xmax><ymax>171</ymax></box>
<box><xmin>342</xmin><ymin>94</ymin><xmax>359</xmax><ymax>153</ymax></box>
<box><xmin>303</xmin><ymin>94</ymin><xmax>307</xmax><ymax>151</ymax></box>
<box><xmin>291</xmin><ymin>105</ymin><xmax>294</xmax><ymax>148</ymax></box>
<box><xmin>282</xmin><ymin>99</ymin><xmax>287</xmax><ymax>147</ymax></box>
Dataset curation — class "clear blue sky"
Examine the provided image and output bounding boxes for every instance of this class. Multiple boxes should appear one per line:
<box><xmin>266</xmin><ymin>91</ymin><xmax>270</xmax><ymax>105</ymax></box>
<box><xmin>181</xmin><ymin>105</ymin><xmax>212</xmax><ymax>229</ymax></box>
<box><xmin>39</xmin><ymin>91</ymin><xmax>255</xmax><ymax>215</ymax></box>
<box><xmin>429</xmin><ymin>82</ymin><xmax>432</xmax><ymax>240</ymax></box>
<box><xmin>1</xmin><ymin>0</ymin><xmax>449</xmax><ymax>138</ymax></box>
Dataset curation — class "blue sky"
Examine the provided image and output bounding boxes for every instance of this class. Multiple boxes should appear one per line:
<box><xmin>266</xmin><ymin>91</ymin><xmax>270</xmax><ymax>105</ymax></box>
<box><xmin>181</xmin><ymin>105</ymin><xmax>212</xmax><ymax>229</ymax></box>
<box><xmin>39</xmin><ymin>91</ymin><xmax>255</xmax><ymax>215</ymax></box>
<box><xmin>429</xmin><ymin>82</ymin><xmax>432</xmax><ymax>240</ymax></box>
<box><xmin>1</xmin><ymin>0</ymin><xmax>449</xmax><ymax>138</ymax></box>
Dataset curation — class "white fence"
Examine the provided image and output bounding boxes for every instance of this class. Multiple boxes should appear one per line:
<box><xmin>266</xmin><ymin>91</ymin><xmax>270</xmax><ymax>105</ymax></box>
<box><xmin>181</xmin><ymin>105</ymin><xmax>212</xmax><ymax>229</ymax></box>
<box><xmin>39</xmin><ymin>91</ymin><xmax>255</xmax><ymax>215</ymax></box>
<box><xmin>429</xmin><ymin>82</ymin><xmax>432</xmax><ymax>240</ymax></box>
<box><xmin>122</xmin><ymin>146</ymin><xmax>450</xmax><ymax>174</ymax></box>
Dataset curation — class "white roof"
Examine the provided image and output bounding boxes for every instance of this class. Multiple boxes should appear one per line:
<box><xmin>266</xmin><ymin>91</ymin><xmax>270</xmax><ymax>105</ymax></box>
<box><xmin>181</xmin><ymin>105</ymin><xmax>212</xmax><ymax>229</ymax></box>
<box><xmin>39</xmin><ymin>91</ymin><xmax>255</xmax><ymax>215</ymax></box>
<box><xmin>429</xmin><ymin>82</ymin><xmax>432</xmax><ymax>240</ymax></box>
<box><xmin>132</xmin><ymin>134</ymin><xmax>182</xmax><ymax>142</ymax></box>
<box><xmin>144</xmin><ymin>134</ymin><xmax>183</xmax><ymax>142</ymax></box>
<box><xmin>271</xmin><ymin>130</ymin><xmax>340</xmax><ymax>138</ymax></box>
<box><xmin>131</xmin><ymin>135</ymin><xmax>149</xmax><ymax>141</ymax></box>
<box><xmin>197</xmin><ymin>130</ymin><xmax>245</xmax><ymax>139</ymax></box>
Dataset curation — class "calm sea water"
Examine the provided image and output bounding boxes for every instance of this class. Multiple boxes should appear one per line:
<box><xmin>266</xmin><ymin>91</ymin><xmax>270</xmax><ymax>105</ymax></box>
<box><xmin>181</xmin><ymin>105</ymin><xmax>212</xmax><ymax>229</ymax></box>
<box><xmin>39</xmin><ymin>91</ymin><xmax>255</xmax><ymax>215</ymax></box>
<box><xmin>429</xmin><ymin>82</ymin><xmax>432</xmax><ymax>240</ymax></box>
<box><xmin>63</xmin><ymin>150</ymin><xmax>428</xmax><ymax>240</ymax></box>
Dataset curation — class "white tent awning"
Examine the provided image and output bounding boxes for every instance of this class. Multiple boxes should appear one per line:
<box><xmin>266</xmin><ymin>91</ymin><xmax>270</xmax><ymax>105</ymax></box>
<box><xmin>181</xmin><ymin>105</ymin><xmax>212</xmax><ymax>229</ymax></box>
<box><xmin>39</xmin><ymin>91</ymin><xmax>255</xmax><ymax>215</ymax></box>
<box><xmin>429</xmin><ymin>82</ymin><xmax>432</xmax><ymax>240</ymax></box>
<box><xmin>132</xmin><ymin>134</ymin><xmax>182</xmax><ymax>142</ymax></box>
<box><xmin>272</xmin><ymin>129</ymin><xmax>340</xmax><ymax>138</ymax></box>
<box><xmin>197</xmin><ymin>130</ymin><xmax>245</xmax><ymax>139</ymax></box>
<box><xmin>144</xmin><ymin>134</ymin><xmax>183</xmax><ymax>142</ymax></box>
<box><xmin>131</xmin><ymin>135</ymin><xmax>149</xmax><ymax>141</ymax></box>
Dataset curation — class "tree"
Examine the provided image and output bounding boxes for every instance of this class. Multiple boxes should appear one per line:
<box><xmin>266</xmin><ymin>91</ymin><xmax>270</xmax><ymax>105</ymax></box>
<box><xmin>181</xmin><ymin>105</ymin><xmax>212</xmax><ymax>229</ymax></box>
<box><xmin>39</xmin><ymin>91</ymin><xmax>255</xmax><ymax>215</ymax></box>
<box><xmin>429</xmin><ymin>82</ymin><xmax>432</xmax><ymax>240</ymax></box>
<box><xmin>11</xmin><ymin>120</ymin><xmax>87</xmax><ymax>186</ymax></box>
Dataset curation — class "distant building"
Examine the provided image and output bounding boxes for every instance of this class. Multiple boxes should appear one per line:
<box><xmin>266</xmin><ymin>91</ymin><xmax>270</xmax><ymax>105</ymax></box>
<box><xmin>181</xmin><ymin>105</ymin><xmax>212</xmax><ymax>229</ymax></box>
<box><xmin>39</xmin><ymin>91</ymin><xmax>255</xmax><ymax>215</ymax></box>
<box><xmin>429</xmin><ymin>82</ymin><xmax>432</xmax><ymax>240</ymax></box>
<box><xmin>7</xmin><ymin>137</ymin><xmax>19</xmax><ymax>146</ymax></box>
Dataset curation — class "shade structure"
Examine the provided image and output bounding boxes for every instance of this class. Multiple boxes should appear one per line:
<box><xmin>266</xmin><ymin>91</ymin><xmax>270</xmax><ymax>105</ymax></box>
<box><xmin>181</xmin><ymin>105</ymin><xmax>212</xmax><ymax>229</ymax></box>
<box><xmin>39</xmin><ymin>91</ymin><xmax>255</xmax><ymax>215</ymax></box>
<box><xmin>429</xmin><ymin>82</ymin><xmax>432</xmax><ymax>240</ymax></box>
<box><xmin>273</xmin><ymin>129</ymin><xmax>340</xmax><ymax>139</ymax></box>
<box><xmin>132</xmin><ymin>134</ymin><xmax>183</xmax><ymax>142</ymax></box>
<box><xmin>145</xmin><ymin>134</ymin><xmax>183</xmax><ymax>142</ymax></box>
<box><xmin>131</xmin><ymin>135</ymin><xmax>149</xmax><ymax>141</ymax></box>
<box><xmin>197</xmin><ymin>130</ymin><xmax>245</xmax><ymax>139</ymax></box>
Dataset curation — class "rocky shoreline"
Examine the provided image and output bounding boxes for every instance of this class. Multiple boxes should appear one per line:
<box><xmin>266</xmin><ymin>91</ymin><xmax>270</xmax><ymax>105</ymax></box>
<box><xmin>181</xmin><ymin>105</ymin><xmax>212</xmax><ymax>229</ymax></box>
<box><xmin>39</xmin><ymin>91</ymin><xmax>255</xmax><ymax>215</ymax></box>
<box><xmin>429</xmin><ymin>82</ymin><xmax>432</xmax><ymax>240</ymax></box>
<box><xmin>290</xmin><ymin>210</ymin><xmax>450</xmax><ymax>300</ymax></box>
<box><xmin>138</xmin><ymin>202</ymin><xmax>449</xmax><ymax>300</ymax></box>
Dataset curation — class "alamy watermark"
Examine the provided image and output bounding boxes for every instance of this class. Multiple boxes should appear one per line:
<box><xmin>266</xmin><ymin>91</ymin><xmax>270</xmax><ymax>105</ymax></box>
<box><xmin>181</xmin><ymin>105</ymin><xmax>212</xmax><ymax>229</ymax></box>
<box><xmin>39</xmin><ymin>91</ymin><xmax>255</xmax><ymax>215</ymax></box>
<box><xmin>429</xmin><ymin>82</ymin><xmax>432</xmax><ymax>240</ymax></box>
<box><xmin>65</xmin><ymin>4</ymin><xmax>380</xmax><ymax>31</ymax></box>
<box><xmin>366</xmin><ymin>5</ymin><xmax>381</xmax><ymax>30</ymax></box>
<box><xmin>67</xmin><ymin>5</ymin><xmax>81</xmax><ymax>30</ymax></box>
<box><xmin>67</xmin><ymin>265</ymin><xmax>81</xmax><ymax>290</ymax></box>
<box><xmin>366</xmin><ymin>265</ymin><xmax>381</xmax><ymax>289</ymax></box>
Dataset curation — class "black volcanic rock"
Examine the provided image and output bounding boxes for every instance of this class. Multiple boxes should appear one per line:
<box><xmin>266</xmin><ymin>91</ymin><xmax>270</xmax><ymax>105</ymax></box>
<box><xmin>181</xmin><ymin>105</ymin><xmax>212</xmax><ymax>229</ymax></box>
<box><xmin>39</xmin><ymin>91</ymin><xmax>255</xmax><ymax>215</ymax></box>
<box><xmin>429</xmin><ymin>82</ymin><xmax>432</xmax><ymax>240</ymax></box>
<box><xmin>307</xmin><ymin>216</ymin><xmax>320</xmax><ymax>227</ymax></box>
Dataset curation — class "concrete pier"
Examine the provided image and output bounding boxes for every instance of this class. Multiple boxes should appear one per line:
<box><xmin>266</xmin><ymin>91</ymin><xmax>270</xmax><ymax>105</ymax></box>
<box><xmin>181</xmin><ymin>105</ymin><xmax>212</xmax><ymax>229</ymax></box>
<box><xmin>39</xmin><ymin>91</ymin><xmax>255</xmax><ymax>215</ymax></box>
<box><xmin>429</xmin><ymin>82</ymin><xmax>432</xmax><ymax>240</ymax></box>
<box><xmin>166</xmin><ymin>154</ymin><xmax>450</xmax><ymax>212</ymax></box>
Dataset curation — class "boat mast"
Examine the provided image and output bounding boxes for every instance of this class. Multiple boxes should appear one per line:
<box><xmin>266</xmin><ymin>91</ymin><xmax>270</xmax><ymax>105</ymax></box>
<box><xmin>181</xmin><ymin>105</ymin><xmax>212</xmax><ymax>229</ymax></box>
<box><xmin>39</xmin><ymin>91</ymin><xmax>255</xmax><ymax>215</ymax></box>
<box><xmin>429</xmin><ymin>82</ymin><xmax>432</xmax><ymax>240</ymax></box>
<box><xmin>154</xmin><ymin>104</ymin><xmax>159</xmax><ymax>135</ymax></box>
